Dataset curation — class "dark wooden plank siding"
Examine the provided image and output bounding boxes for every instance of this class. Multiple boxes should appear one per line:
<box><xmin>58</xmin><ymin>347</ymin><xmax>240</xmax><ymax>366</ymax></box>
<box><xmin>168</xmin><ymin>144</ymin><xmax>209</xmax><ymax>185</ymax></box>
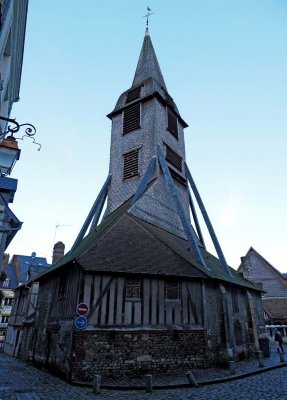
<box><xmin>49</xmin><ymin>265</ymin><xmax>80</xmax><ymax>321</ymax></box>
<box><xmin>84</xmin><ymin>274</ymin><xmax>203</xmax><ymax>328</ymax></box>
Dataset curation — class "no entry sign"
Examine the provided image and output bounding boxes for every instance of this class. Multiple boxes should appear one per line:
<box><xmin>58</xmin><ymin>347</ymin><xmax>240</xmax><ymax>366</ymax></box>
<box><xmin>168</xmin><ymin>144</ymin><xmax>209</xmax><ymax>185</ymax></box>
<box><xmin>76</xmin><ymin>302</ymin><xmax>89</xmax><ymax>316</ymax></box>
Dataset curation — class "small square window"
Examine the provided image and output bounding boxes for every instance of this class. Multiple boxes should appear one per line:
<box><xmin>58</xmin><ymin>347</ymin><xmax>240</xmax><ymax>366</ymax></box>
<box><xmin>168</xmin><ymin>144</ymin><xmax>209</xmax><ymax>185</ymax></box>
<box><xmin>4</xmin><ymin>298</ymin><xmax>12</xmax><ymax>306</ymax></box>
<box><xmin>2</xmin><ymin>279</ymin><xmax>9</xmax><ymax>288</ymax></box>
<box><xmin>165</xmin><ymin>281</ymin><xmax>180</xmax><ymax>300</ymax></box>
<box><xmin>126</xmin><ymin>279</ymin><xmax>141</xmax><ymax>300</ymax></box>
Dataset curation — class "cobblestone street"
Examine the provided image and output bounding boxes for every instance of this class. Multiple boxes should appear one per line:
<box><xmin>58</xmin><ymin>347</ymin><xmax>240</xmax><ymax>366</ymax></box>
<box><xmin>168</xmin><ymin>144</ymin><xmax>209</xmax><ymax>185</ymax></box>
<box><xmin>1</xmin><ymin>353</ymin><xmax>287</xmax><ymax>399</ymax></box>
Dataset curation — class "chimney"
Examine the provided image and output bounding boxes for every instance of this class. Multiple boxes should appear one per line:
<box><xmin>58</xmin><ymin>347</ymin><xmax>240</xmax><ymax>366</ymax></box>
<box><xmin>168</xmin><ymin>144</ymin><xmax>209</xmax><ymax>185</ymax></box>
<box><xmin>52</xmin><ymin>241</ymin><xmax>65</xmax><ymax>264</ymax></box>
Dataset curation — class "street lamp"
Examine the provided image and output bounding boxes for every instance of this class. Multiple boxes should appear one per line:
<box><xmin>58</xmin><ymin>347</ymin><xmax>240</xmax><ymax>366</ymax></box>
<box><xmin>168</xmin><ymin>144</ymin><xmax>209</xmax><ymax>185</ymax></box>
<box><xmin>0</xmin><ymin>115</ymin><xmax>39</xmax><ymax>263</ymax></box>
<box><xmin>0</xmin><ymin>136</ymin><xmax>20</xmax><ymax>176</ymax></box>
<box><xmin>0</xmin><ymin>115</ymin><xmax>40</xmax><ymax>152</ymax></box>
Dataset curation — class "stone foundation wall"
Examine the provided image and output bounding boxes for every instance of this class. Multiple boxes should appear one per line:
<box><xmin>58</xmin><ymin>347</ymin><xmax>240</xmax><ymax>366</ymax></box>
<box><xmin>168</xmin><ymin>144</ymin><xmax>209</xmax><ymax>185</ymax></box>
<box><xmin>71</xmin><ymin>329</ymin><xmax>208</xmax><ymax>383</ymax></box>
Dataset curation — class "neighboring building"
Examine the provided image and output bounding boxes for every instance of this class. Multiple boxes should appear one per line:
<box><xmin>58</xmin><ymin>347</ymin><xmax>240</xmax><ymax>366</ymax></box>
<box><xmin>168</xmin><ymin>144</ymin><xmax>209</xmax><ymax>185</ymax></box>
<box><xmin>0</xmin><ymin>252</ymin><xmax>49</xmax><ymax>349</ymax></box>
<box><xmin>5</xmin><ymin>281</ymin><xmax>39</xmax><ymax>357</ymax></box>
<box><xmin>14</xmin><ymin>28</ymin><xmax>264</xmax><ymax>383</ymax></box>
<box><xmin>239</xmin><ymin>247</ymin><xmax>287</xmax><ymax>327</ymax></box>
<box><xmin>4</xmin><ymin>243</ymin><xmax>63</xmax><ymax>355</ymax></box>
<box><xmin>0</xmin><ymin>0</ymin><xmax>29</xmax><ymax>132</ymax></box>
<box><xmin>0</xmin><ymin>0</ymin><xmax>29</xmax><ymax>272</ymax></box>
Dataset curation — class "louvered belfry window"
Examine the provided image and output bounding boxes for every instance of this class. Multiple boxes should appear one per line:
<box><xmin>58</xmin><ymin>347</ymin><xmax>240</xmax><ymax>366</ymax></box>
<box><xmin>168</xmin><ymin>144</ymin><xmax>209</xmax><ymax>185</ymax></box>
<box><xmin>123</xmin><ymin>103</ymin><xmax>141</xmax><ymax>134</ymax></box>
<box><xmin>126</xmin><ymin>86</ymin><xmax>142</xmax><ymax>103</ymax></box>
<box><xmin>166</xmin><ymin>281</ymin><xmax>180</xmax><ymax>300</ymax></box>
<box><xmin>123</xmin><ymin>149</ymin><xmax>139</xmax><ymax>180</ymax></box>
<box><xmin>167</xmin><ymin>109</ymin><xmax>178</xmax><ymax>139</ymax></box>
<box><xmin>165</xmin><ymin>144</ymin><xmax>182</xmax><ymax>172</ymax></box>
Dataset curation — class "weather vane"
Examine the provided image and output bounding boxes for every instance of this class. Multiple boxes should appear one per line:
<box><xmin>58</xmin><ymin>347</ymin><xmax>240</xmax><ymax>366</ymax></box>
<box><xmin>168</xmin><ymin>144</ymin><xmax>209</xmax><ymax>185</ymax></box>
<box><xmin>143</xmin><ymin>6</ymin><xmax>154</xmax><ymax>27</ymax></box>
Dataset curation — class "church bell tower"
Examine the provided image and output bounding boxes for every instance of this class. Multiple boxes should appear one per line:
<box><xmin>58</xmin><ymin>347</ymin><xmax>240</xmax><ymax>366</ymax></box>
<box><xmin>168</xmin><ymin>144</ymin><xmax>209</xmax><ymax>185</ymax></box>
<box><xmin>106</xmin><ymin>28</ymin><xmax>192</xmax><ymax>240</ymax></box>
<box><xmin>71</xmin><ymin>27</ymin><xmax>231</xmax><ymax>276</ymax></box>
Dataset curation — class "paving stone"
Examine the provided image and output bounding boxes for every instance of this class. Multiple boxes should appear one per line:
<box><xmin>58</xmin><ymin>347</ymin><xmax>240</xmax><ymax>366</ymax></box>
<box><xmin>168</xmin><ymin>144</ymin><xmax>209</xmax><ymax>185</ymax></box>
<box><xmin>0</xmin><ymin>344</ymin><xmax>287</xmax><ymax>399</ymax></box>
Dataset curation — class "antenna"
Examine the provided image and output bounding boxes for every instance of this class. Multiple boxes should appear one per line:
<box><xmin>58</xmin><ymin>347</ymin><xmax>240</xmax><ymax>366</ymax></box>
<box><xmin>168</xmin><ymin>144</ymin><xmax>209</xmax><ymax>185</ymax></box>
<box><xmin>53</xmin><ymin>223</ymin><xmax>71</xmax><ymax>245</ymax></box>
<box><xmin>143</xmin><ymin>6</ymin><xmax>154</xmax><ymax>27</ymax></box>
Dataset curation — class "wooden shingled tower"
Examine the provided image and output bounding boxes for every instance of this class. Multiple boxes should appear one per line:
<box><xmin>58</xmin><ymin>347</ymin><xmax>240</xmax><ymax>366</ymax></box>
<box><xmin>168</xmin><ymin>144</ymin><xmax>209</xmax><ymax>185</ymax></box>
<box><xmin>72</xmin><ymin>28</ymin><xmax>231</xmax><ymax>276</ymax></box>
<box><xmin>13</xmin><ymin>28</ymin><xmax>265</xmax><ymax>383</ymax></box>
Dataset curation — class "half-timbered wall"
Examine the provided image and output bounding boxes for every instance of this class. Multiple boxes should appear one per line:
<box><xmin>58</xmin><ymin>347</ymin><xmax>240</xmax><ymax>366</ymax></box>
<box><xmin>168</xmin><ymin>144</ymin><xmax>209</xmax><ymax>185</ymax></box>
<box><xmin>48</xmin><ymin>264</ymin><xmax>80</xmax><ymax>321</ymax></box>
<box><xmin>83</xmin><ymin>274</ymin><xmax>203</xmax><ymax>328</ymax></box>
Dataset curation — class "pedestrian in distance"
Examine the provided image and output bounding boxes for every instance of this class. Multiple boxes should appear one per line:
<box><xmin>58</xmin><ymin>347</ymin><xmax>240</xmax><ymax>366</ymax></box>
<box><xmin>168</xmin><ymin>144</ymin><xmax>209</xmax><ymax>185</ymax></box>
<box><xmin>274</xmin><ymin>328</ymin><xmax>284</xmax><ymax>353</ymax></box>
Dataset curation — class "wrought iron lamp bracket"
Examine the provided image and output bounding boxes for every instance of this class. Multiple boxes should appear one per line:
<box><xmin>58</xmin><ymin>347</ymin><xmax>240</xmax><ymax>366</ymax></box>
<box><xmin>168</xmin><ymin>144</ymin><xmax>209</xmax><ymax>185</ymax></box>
<box><xmin>0</xmin><ymin>116</ymin><xmax>41</xmax><ymax>150</ymax></box>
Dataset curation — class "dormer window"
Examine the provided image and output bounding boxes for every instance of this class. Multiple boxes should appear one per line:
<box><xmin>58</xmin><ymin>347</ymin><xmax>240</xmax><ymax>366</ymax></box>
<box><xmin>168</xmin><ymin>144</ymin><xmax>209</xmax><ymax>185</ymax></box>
<box><xmin>167</xmin><ymin>109</ymin><xmax>178</xmax><ymax>139</ymax></box>
<box><xmin>123</xmin><ymin>103</ymin><xmax>141</xmax><ymax>134</ymax></box>
<box><xmin>165</xmin><ymin>144</ymin><xmax>182</xmax><ymax>172</ymax></box>
<box><xmin>2</xmin><ymin>278</ymin><xmax>9</xmax><ymax>288</ymax></box>
<box><xmin>125</xmin><ymin>86</ymin><xmax>142</xmax><ymax>103</ymax></box>
<box><xmin>123</xmin><ymin>148</ymin><xmax>139</xmax><ymax>180</ymax></box>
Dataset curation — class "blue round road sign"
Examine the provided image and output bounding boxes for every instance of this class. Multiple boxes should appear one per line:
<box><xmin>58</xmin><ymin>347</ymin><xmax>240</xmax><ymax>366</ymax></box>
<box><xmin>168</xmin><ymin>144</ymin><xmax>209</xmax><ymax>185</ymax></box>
<box><xmin>75</xmin><ymin>316</ymin><xmax>87</xmax><ymax>330</ymax></box>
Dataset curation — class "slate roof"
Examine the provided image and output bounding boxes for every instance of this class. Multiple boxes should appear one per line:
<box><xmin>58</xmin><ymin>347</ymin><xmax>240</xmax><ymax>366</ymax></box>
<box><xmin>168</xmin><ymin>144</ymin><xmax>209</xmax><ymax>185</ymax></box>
<box><xmin>1</xmin><ymin>255</ymin><xmax>50</xmax><ymax>288</ymax></box>
<box><xmin>77</xmin><ymin>214</ymin><xmax>206</xmax><ymax>279</ymax></box>
<box><xmin>263</xmin><ymin>298</ymin><xmax>287</xmax><ymax>321</ymax></box>
<box><xmin>15</xmin><ymin>255</ymin><xmax>50</xmax><ymax>284</ymax></box>
<box><xmin>35</xmin><ymin>198</ymin><xmax>261</xmax><ymax>292</ymax></box>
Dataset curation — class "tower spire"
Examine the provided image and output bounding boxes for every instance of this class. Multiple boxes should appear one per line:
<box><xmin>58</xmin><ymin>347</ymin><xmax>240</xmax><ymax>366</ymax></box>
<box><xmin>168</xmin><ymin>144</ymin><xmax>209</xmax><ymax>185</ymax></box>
<box><xmin>132</xmin><ymin>24</ymin><xmax>166</xmax><ymax>90</ymax></box>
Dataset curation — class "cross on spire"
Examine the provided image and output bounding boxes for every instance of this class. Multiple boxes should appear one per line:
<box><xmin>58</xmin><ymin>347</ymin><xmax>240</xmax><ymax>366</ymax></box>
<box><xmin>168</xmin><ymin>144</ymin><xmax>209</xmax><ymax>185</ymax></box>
<box><xmin>143</xmin><ymin>6</ymin><xmax>154</xmax><ymax>27</ymax></box>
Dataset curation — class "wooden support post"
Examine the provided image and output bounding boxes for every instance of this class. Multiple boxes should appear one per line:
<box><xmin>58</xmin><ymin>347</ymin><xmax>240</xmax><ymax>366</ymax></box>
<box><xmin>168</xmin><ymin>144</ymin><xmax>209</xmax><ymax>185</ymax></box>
<box><xmin>186</xmin><ymin>371</ymin><xmax>198</xmax><ymax>387</ymax></box>
<box><xmin>258</xmin><ymin>351</ymin><xmax>264</xmax><ymax>368</ymax></box>
<box><xmin>278</xmin><ymin>351</ymin><xmax>285</xmax><ymax>363</ymax></box>
<box><xmin>93</xmin><ymin>374</ymin><xmax>101</xmax><ymax>394</ymax></box>
<box><xmin>229</xmin><ymin>360</ymin><xmax>236</xmax><ymax>375</ymax></box>
<box><xmin>145</xmin><ymin>374</ymin><xmax>153</xmax><ymax>393</ymax></box>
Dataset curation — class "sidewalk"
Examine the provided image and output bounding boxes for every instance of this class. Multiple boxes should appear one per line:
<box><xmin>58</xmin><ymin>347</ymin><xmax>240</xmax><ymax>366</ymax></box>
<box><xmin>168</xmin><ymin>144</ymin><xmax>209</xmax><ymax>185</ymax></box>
<box><xmin>99</xmin><ymin>343</ymin><xmax>287</xmax><ymax>390</ymax></box>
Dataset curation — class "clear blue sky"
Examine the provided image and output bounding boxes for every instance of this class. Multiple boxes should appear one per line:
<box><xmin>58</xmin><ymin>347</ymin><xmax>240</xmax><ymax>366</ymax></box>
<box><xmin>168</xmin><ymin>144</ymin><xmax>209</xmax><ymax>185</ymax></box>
<box><xmin>8</xmin><ymin>0</ymin><xmax>287</xmax><ymax>271</ymax></box>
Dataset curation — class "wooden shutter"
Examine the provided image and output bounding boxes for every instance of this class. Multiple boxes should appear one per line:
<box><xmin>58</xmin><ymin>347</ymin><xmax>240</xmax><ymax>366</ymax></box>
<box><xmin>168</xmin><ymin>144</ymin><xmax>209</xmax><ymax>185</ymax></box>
<box><xmin>123</xmin><ymin>103</ymin><xmax>141</xmax><ymax>134</ymax></box>
<box><xmin>165</xmin><ymin>145</ymin><xmax>182</xmax><ymax>172</ymax></box>
<box><xmin>123</xmin><ymin>149</ymin><xmax>139</xmax><ymax>180</ymax></box>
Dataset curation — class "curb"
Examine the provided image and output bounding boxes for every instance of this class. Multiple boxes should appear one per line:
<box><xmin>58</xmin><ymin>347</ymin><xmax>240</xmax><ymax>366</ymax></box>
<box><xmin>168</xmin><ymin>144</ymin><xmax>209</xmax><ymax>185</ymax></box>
<box><xmin>99</xmin><ymin>362</ymin><xmax>287</xmax><ymax>391</ymax></box>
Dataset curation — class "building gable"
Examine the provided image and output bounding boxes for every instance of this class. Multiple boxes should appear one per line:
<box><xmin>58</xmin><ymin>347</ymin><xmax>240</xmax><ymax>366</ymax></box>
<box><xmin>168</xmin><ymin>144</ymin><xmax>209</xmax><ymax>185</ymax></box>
<box><xmin>239</xmin><ymin>247</ymin><xmax>287</xmax><ymax>297</ymax></box>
